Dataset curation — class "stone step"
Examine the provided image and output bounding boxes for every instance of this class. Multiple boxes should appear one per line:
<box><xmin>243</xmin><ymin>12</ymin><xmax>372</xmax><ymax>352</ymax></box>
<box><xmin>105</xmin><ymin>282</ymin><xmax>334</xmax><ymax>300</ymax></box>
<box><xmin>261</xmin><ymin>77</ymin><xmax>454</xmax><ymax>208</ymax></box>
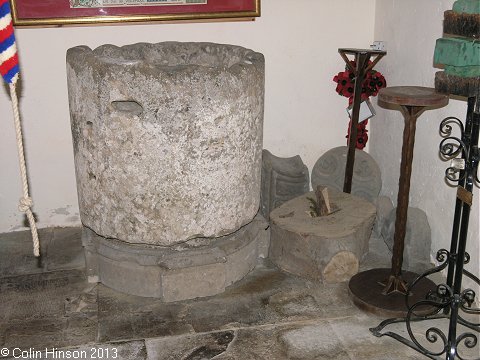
<box><xmin>443</xmin><ymin>10</ymin><xmax>480</xmax><ymax>39</ymax></box>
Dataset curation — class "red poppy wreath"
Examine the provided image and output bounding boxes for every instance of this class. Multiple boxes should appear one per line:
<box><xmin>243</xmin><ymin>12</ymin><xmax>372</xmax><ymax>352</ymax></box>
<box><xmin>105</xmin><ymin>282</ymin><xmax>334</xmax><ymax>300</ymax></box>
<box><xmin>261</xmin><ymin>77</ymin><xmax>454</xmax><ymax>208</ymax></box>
<box><xmin>333</xmin><ymin>61</ymin><xmax>386</xmax><ymax>149</ymax></box>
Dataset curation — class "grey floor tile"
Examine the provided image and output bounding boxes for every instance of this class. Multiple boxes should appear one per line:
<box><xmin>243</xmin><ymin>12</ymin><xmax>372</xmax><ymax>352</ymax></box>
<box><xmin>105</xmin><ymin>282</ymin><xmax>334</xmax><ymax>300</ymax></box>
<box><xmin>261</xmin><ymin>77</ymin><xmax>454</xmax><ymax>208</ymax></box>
<box><xmin>97</xmin><ymin>285</ymin><xmax>194</xmax><ymax>342</ymax></box>
<box><xmin>46</xmin><ymin>227</ymin><xmax>85</xmax><ymax>271</ymax></box>
<box><xmin>0</xmin><ymin>228</ymin><xmax>53</xmax><ymax>277</ymax></box>
<box><xmin>97</xmin><ymin>263</ymin><xmax>335</xmax><ymax>343</ymax></box>
<box><xmin>1</xmin><ymin>340</ymin><xmax>147</xmax><ymax>360</ymax></box>
<box><xmin>145</xmin><ymin>321</ymin><xmax>352</xmax><ymax>360</ymax></box>
<box><xmin>0</xmin><ymin>270</ymin><xmax>97</xmax><ymax>349</ymax></box>
<box><xmin>2</xmin><ymin>228</ymin><xmax>471</xmax><ymax>360</ymax></box>
<box><xmin>145</xmin><ymin>330</ymin><xmax>236</xmax><ymax>360</ymax></box>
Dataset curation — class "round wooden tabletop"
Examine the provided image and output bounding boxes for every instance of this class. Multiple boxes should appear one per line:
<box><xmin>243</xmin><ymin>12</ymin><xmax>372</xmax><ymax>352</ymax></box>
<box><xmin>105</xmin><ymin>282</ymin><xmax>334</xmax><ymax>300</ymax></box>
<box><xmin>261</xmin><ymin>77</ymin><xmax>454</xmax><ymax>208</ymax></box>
<box><xmin>378</xmin><ymin>86</ymin><xmax>449</xmax><ymax>107</ymax></box>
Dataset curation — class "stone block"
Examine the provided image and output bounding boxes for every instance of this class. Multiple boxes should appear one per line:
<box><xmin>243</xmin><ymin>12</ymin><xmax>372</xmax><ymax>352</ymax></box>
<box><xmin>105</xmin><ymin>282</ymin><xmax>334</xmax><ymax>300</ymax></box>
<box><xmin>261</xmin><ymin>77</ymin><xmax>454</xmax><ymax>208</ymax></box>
<box><xmin>269</xmin><ymin>189</ymin><xmax>376</xmax><ymax>283</ymax></box>
<box><xmin>382</xmin><ymin>207</ymin><xmax>432</xmax><ymax>273</ymax></box>
<box><xmin>280</xmin><ymin>324</ymin><xmax>346</xmax><ymax>359</ymax></box>
<box><xmin>162</xmin><ymin>263</ymin><xmax>226</xmax><ymax>302</ymax></box>
<box><xmin>83</xmin><ymin>214</ymin><xmax>269</xmax><ymax>301</ymax></box>
<box><xmin>67</xmin><ymin>42</ymin><xmax>265</xmax><ymax>245</ymax></box>
<box><xmin>260</xmin><ymin>149</ymin><xmax>309</xmax><ymax>218</ymax></box>
<box><xmin>311</xmin><ymin>146</ymin><xmax>381</xmax><ymax>203</ymax></box>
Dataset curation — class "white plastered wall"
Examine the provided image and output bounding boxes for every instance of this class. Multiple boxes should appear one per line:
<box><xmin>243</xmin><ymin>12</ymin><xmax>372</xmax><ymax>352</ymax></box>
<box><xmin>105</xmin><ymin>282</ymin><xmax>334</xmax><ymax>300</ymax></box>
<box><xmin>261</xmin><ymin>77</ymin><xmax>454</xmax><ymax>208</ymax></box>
<box><xmin>0</xmin><ymin>0</ymin><xmax>376</xmax><ymax>232</ymax></box>
<box><xmin>372</xmin><ymin>0</ymin><xmax>479</xmax><ymax>292</ymax></box>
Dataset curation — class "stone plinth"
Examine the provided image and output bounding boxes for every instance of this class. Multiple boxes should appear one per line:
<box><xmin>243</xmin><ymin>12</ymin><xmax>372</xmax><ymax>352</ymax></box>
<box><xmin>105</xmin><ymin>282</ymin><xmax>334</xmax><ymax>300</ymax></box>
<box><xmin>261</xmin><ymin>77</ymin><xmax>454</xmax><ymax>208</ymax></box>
<box><xmin>83</xmin><ymin>214</ymin><xmax>269</xmax><ymax>301</ymax></box>
<box><xmin>67</xmin><ymin>42</ymin><xmax>265</xmax><ymax>246</ymax></box>
<box><xmin>269</xmin><ymin>189</ymin><xmax>376</xmax><ymax>283</ymax></box>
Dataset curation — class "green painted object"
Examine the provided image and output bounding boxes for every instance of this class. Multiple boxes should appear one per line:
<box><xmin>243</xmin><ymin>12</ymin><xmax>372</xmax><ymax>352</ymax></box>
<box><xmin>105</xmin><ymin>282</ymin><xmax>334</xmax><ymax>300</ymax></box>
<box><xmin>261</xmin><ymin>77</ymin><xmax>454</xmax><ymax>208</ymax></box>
<box><xmin>444</xmin><ymin>65</ymin><xmax>480</xmax><ymax>77</ymax></box>
<box><xmin>453</xmin><ymin>0</ymin><xmax>480</xmax><ymax>14</ymax></box>
<box><xmin>434</xmin><ymin>37</ymin><xmax>480</xmax><ymax>77</ymax></box>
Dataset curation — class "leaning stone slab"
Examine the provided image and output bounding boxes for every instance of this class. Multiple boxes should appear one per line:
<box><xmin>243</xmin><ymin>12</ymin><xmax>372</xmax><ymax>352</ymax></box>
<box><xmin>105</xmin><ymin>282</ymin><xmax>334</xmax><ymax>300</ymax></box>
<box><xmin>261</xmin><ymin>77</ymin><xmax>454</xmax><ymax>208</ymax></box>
<box><xmin>260</xmin><ymin>149</ymin><xmax>309</xmax><ymax>218</ymax></box>
<box><xmin>373</xmin><ymin>195</ymin><xmax>394</xmax><ymax>238</ymax></box>
<box><xmin>382</xmin><ymin>207</ymin><xmax>432</xmax><ymax>273</ymax></box>
<box><xmin>311</xmin><ymin>146</ymin><xmax>381</xmax><ymax>203</ymax></box>
<box><xmin>83</xmin><ymin>214</ymin><xmax>269</xmax><ymax>301</ymax></box>
<box><xmin>269</xmin><ymin>189</ymin><xmax>376</xmax><ymax>283</ymax></box>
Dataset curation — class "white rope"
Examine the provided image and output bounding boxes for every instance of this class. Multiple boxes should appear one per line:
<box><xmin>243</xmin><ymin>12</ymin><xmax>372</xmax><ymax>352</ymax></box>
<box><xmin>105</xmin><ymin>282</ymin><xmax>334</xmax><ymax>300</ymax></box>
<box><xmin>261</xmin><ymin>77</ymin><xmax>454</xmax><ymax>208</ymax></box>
<box><xmin>9</xmin><ymin>80</ymin><xmax>40</xmax><ymax>257</ymax></box>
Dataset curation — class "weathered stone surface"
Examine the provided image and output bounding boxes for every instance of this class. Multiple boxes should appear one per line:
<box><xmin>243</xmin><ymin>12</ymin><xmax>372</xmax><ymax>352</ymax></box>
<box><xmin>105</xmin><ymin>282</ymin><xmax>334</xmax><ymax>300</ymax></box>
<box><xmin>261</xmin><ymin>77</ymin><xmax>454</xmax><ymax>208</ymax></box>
<box><xmin>4</xmin><ymin>229</ymin><xmax>464</xmax><ymax>359</ymax></box>
<box><xmin>280</xmin><ymin>324</ymin><xmax>348</xmax><ymax>359</ymax></box>
<box><xmin>269</xmin><ymin>189</ymin><xmax>376</xmax><ymax>283</ymax></box>
<box><xmin>83</xmin><ymin>214</ymin><xmax>269</xmax><ymax>301</ymax></box>
<box><xmin>373</xmin><ymin>195</ymin><xmax>394</xmax><ymax>237</ymax></box>
<box><xmin>145</xmin><ymin>331</ymin><xmax>234</xmax><ymax>360</ymax></box>
<box><xmin>2</xmin><ymin>341</ymin><xmax>148</xmax><ymax>360</ymax></box>
<box><xmin>67</xmin><ymin>42</ymin><xmax>265</xmax><ymax>245</ymax></box>
<box><xmin>46</xmin><ymin>227</ymin><xmax>84</xmax><ymax>271</ymax></box>
<box><xmin>311</xmin><ymin>146</ymin><xmax>382</xmax><ymax>203</ymax></box>
<box><xmin>260</xmin><ymin>149</ymin><xmax>309</xmax><ymax>218</ymax></box>
<box><xmin>0</xmin><ymin>270</ymin><xmax>97</xmax><ymax>349</ymax></box>
<box><xmin>443</xmin><ymin>10</ymin><xmax>480</xmax><ymax>39</ymax></box>
<box><xmin>382</xmin><ymin>207</ymin><xmax>432</xmax><ymax>272</ymax></box>
<box><xmin>0</xmin><ymin>228</ymin><xmax>52</xmax><ymax>276</ymax></box>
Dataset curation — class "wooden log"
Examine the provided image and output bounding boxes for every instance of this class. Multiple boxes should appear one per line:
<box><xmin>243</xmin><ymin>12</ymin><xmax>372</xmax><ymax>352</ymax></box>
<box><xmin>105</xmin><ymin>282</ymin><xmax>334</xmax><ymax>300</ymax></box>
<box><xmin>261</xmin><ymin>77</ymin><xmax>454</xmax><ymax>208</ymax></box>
<box><xmin>443</xmin><ymin>10</ymin><xmax>480</xmax><ymax>39</ymax></box>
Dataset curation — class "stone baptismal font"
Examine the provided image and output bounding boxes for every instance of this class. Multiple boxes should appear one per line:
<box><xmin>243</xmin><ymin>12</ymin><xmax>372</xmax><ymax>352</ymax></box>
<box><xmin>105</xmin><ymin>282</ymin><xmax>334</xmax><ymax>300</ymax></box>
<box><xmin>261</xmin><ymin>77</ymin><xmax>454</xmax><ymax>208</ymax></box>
<box><xmin>67</xmin><ymin>42</ymin><xmax>267</xmax><ymax>301</ymax></box>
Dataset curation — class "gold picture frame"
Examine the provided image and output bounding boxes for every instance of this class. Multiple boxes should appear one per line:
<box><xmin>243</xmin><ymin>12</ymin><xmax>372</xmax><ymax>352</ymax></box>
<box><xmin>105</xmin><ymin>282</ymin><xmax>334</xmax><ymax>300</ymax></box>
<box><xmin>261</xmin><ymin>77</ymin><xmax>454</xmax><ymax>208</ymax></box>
<box><xmin>10</xmin><ymin>0</ymin><xmax>260</xmax><ymax>27</ymax></box>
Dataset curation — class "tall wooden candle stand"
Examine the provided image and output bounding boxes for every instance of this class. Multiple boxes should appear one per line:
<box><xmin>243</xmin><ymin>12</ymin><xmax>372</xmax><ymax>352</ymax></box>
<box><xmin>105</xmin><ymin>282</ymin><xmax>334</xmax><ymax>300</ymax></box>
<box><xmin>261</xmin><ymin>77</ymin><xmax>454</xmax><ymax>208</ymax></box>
<box><xmin>349</xmin><ymin>86</ymin><xmax>449</xmax><ymax>317</ymax></box>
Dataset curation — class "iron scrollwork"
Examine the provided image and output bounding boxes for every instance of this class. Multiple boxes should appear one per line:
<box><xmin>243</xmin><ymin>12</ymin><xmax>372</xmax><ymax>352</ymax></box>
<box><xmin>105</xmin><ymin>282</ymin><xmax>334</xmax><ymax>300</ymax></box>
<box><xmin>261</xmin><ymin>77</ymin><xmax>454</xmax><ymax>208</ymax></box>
<box><xmin>370</xmin><ymin>105</ymin><xmax>480</xmax><ymax>359</ymax></box>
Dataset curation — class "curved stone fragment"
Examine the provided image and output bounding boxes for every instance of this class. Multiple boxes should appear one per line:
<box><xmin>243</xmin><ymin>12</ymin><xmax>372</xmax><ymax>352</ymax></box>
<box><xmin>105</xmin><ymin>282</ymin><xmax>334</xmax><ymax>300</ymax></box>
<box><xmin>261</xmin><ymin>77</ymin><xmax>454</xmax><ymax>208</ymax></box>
<box><xmin>311</xmin><ymin>146</ymin><xmax>382</xmax><ymax>203</ymax></box>
<box><xmin>260</xmin><ymin>149</ymin><xmax>309</xmax><ymax>218</ymax></box>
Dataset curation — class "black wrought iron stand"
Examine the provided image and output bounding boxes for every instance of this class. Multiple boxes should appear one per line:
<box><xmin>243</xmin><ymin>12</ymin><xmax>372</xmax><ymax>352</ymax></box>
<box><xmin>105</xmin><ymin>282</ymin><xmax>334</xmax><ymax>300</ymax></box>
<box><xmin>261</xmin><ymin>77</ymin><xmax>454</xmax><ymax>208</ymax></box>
<box><xmin>370</xmin><ymin>94</ymin><xmax>480</xmax><ymax>359</ymax></box>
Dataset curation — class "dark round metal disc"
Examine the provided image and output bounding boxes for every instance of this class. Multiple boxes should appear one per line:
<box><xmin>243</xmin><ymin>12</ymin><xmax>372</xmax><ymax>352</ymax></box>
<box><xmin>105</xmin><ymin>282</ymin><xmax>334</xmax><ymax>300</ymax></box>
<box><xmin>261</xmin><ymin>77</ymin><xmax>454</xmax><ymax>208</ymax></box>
<box><xmin>348</xmin><ymin>268</ymin><xmax>438</xmax><ymax>318</ymax></box>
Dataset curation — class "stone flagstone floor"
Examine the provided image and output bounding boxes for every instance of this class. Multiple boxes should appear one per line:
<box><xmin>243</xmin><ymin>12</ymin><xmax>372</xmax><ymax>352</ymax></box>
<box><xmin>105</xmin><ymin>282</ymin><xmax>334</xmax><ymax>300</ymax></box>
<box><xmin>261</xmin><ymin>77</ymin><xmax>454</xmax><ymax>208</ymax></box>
<box><xmin>0</xmin><ymin>227</ymin><xmax>478</xmax><ymax>359</ymax></box>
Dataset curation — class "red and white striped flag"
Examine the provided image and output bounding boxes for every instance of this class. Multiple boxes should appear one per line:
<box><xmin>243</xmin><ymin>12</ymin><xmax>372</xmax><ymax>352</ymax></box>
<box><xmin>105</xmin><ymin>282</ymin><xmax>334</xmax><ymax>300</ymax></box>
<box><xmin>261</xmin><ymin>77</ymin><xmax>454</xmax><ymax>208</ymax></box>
<box><xmin>0</xmin><ymin>0</ymin><xmax>19</xmax><ymax>84</ymax></box>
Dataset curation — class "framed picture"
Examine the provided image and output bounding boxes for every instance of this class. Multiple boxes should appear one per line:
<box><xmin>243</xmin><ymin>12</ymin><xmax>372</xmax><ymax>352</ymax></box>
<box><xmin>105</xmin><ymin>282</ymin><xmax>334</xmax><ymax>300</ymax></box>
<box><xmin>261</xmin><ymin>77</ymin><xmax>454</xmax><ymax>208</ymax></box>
<box><xmin>10</xmin><ymin>0</ymin><xmax>260</xmax><ymax>27</ymax></box>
